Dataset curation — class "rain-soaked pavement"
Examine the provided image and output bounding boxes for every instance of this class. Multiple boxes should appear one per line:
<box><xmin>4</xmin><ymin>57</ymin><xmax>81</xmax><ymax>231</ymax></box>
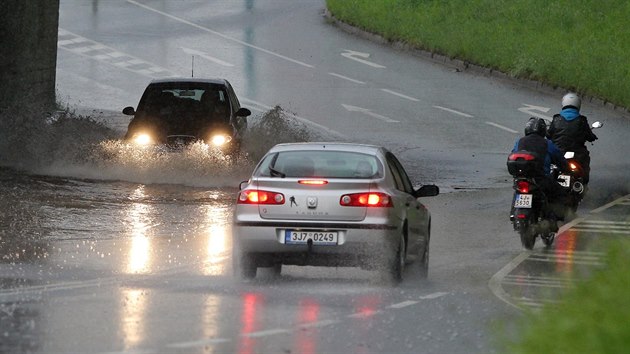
<box><xmin>1</xmin><ymin>0</ymin><xmax>629</xmax><ymax>352</ymax></box>
<box><xmin>490</xmin><ymin>194</ymin><xmax>630</xmax><ymax>309</ymax></box>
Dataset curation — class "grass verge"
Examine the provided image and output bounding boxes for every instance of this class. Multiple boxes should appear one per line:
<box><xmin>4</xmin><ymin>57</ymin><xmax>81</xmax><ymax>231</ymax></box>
<box><xmin>503</xmin><ymin>239</ymin><xmax>630</xmax><ymax>353</ymax></box>
<box><xmin>326</xmin><ymin>0</ymin><xmax>630</xmax><ymax>108</ymax></box>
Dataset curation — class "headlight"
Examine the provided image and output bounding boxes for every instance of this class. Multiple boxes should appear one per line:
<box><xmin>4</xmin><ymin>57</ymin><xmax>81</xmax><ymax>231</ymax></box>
<box><xmin>133</xmin><ymin>133</ymin><xmax>153</xmax><ymax>146</ymax></box>
<box><xmin>209</xmin><ymin>134</ymin><xmax>232</xmax><ymax>146</ymax></box>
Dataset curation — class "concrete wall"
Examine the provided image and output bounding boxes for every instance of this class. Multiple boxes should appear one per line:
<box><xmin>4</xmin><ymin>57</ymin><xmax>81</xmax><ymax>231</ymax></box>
<box><xmin>0</xmin><ymin>0</ymin><xmax>60</xmax><ymax>111</ymax></box>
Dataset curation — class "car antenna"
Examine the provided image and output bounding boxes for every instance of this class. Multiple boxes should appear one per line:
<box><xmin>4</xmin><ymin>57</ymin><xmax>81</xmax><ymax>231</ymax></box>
<box><xmin>191</xmin><ymin>55</ymin><xmax>194</xmax><ymax>77</ymax></box>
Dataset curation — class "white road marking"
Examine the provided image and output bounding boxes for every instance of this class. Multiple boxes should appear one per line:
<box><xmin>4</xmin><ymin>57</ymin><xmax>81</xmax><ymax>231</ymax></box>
<box><xmin>433</xmin><ymin>105</ymin><xmax>474</xmax><ymax>118</ymax></box>
<box><xmin>297</xmin><ymin>319</ymin><xmax>340</xmax><ymax>329</ymax></box>
<box><xmin>181</xmin><ymin>47</ymin><xmax>234</xmax><ymax>67</ymax></box>
<box><xmin>58</xmin><ymin>28</ymin><xmax>175</xmax><ymax>78</ymax></box>
<box><xmin>590</xmin><ymin>194</ymin><xmax>630</xmax><ymax>213</ymax></box>
<box><xmin>342</xmin><ymin>104</ymin><xmax>399</xmax><ymax>123</ymax></box>
<box><xmin>381</xmin><ymin>88</ymin><xmax>419</xmax><ymax>102</ymax></box>
<box><xmin>485</xmin><ymin>121</ymin><xmax>518</xmax><ymax>134</ymax></box>
<box><xmin>388</xmin><ymin>300</ymin><xmax>418</xmax><ymax>309</ymax></box>
<box><xmin>127</xmin><ymin>0</ymin><xmax>314</xmax><ymax>68</ymax></box>
<box><xmin>328</xmin><ymin>72</ymin><xmax>366</xmax><ymax>84</ymax></box>
<box><xmin>518</xmin><ymin>103</ymin><xmax>553</xmax><ymax>120</ymax></box>
<box><xmin>243</xmin><ymin>328</ymin><xmax>290</xmax><ymax>338</ymax></box>
<box><xmin>341</xmin><ymin>49</ymin><xmax>386</xmax><ymax>68</ymax></box>
<box><xmin>418</xmin><ymin>292</ymin><xmax>449</xmax><ymax>300</ymax></box>
<box><xmin>168</xmin><ymin>338</ymin><xmax>230</xmax><ymax>349</ymax></box>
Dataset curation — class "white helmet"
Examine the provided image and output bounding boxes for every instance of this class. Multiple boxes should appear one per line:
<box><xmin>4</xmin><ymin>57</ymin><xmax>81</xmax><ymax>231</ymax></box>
<box><xmin>561</xmin><ymin>92</ymin><xmax>581</xmax><ymax>109</ymax></box>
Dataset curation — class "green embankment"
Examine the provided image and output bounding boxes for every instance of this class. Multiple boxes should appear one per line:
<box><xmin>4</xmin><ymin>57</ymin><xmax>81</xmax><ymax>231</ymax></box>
<box><xmin>326</xmin><ymin>0</ymin><xmax>630</xmax><ymax>108</ymax></box>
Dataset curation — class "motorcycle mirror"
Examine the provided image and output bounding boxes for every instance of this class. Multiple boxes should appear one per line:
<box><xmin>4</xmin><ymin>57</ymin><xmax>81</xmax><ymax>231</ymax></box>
<box><xmin>591</xmin><ymin>121</ymin><xmax>603</xmax><ymax>129</ymax></box>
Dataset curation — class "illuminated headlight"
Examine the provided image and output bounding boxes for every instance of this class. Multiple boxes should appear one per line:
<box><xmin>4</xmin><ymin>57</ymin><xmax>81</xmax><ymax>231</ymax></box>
<box><xmin>210</xmin><ymin>134</ymin><xmax>232</xmax><ymax>146</ymax></box>
<box><xmin>133</xmin><ymin>133</ymin><xmax>153</xmax><ymax>146</ymax></box>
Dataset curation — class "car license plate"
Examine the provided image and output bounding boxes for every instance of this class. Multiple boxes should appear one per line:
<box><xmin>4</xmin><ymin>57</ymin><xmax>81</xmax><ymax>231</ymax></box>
<box><xmin>285</xmin><ymin>230</ymin><xmax>338</xmax><ymax>245</ymax></box>
<box><xmin>514</xmin><ymin>194</ymin><xmax>533</xmax><ymax>208</ymax></box>
<box><xmin>557</xmin><ymin>174</ymin><xmax>571</xmax><ymax>187</ymax></box>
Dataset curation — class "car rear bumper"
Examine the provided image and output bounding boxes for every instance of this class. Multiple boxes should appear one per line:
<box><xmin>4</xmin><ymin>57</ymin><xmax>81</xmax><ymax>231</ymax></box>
<box><xmin>233</xmin><ymin>220</ymin><xmax>400</xmax><ymax>267</ymax></box>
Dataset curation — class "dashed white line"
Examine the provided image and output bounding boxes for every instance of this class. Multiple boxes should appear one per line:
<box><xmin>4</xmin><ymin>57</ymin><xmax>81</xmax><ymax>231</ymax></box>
<box><xmin>418</xmin><ymin>292</ymin><xmax>449</xmax><ymax>300</ymax></box>
<box><xmin>243</xmin><ymin>328</ymin><xmax>290</xmax><ymax>338</ymax></box>
<box><xmin>168</xmin><ymin>338</ymin><xmax>230</xmax><ymax>349</ymax></box>
<box><xmin>433</xmin><ymin>105</ymin><xmax>474</xmax><ymax>118</ymax></box>
<box><xmin>328</xmin><ymin>72</ymin><xmax>366</xmax><ymax>84</ymax></box>
<box><xmin>388</xmin><ymin>300</ymin><xmax>418</xmax><ymax>309</ymax></box>
<box><xmin>381</xmin><ymin>88</ymin><xmax>419</xmax><ymax>102</ymax></box>
<box><xmin>485</xmin><ymin>121</ymin><xmax>518</xmax><ymax>134</ymax></box>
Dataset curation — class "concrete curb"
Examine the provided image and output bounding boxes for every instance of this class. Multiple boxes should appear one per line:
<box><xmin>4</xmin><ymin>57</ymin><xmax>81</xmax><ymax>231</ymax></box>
<box><xmin>322</xmin><ymin>9</ymin><xmax>630</xmax><ymax>116</ymax></box>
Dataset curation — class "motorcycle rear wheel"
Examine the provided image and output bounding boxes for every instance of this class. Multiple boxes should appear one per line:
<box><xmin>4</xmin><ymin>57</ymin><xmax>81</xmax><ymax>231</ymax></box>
<box><xmin>518</xmin><ymin>226</ymin><xmax>536</xmax><ymax>250</ymax></box>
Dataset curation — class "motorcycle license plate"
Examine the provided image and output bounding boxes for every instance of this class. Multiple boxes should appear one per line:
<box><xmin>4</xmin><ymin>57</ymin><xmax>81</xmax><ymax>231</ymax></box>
<box><xmin>558</xmin><ymin>174</ymin><xmax>571</xmax><ymax>187</ymax></box>
<box><xmin>514</xmin><ymin>194</ymin><xmax>533</xmax><ymax>208</ymax></box>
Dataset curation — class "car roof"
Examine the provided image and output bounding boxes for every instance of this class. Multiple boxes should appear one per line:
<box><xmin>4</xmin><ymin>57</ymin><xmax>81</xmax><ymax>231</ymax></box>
<box><xmin>148</xmin><ymin>77</ymin><xmax>230</xmax><ymax>86</ymax></box>
<box><xmin>268</xmin><ymin>142</ymin><xmax>386</xmax><ymax>155</ymax></box>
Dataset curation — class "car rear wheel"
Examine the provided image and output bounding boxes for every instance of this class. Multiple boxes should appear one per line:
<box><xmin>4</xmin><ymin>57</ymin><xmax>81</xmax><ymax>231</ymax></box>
<box><xmin>235</xmin><ymin>252</ymin><xmax>257</xmax><ymax>280</ymax></box>
<box><xmin>383</xmin><ymin>235</ymin><xmax>405</xmax><ymax>284</ymax></box>
<box><xmin>419</xmin><ymin>240</ymin><xmax>429</xmax><ymax>279</ymax></box>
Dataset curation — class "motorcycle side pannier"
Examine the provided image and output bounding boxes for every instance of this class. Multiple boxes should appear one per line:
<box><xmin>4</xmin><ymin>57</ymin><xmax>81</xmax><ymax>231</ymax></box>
<box><xmin>507</xmin><ymin>151</ymin><xmax>542</xmax><ymax>177</ymax></box>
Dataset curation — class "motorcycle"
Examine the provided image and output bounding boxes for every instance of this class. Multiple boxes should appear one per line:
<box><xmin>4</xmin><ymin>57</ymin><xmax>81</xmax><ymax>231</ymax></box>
<box><xmin>555</xmin><ymin>121</ymin><xmax>603</xmax><ymax>214</ymax></box>
<box><xmin>507</xmin><ymin>151</ymin><xmax>558</xmax><ymax>249</ymax></box>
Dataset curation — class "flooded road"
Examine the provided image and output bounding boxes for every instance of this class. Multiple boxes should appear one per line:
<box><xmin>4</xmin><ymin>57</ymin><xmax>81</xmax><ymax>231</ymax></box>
<box><xmin>1</xmin><ymin>0</ymin><xmax>628</xmax><ymax>352</ymax></box>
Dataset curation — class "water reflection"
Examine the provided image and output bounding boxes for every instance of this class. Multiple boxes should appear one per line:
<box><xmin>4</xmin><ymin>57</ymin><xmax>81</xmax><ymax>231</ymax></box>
<box><xmin>119</xmin><ymin>287</ymin><xmax>148</xmax><ymax>350</ymax></box>
<box><xmin>203</xmin><ymin>202</ymin><xmax>230</xmax><ymax>276</ymax></box>
<box><xmin>126</xmin><ymin>186</ymin><xmax>154</xmax><ymax>274</ymax></box>
<box><xmin>296</xmin><ymin>298</ymin><xmax>320</xmax><ymax>354</ymax></box>
<box><xmin>239</xmin><ymin>292</ymin><xmax>263</xmax><ymax>354</ymax></box>
<box><xmin>554</xmin><ymin>229</ymin><xmax>577</xmax><ymax>274</ymax></box>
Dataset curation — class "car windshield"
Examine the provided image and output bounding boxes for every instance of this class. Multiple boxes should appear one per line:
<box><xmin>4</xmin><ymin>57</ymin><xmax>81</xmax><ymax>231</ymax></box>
<box><xmin>137</xmin><ymin>83</ymin><xmax>230</xmax><ymax>123</ymax></box>
<box><xmin>254</xmin><ymin>150</ymin><xmax>383</xmax><ymax>178</ymax></box>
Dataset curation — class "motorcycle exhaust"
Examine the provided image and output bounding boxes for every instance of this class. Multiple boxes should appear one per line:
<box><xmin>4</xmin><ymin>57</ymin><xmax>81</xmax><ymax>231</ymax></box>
<box><xmin>572</xmin><ymin>181</ymin><xmax>585</xmax><ymax>194</ymax></box>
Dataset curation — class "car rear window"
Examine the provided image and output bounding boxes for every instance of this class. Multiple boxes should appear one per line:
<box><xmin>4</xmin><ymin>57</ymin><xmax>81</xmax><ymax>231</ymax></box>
<box><xmin>255</xmin><ymin>150</ymin><xmax>383</xmax><ymax>178</ymax></box>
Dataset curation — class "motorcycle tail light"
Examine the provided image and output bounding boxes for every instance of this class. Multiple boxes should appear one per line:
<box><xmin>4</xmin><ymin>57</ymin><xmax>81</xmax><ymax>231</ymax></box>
<box><xmin>569</xmin><ymin>162</ymin><xmax>579</xmax><ymax>171</ymax></box>
<box><xmin>340</xmin><ymin>192</ymin><xmax>393</xmax><ymax>207</ymax></box>
<box><xmin>516</xmin><ymin>214</ymin><xmax>527</xmax><ymax>219</ymax></box>
<box><xmin>517</xmin><ymin>181</ymin><xmax>530</xmax><ymax>194</ymax></box>
<box><xmin>238</xmin><ymin>190</ymin><xmax>285</xmax><ymax>205</ymax></box>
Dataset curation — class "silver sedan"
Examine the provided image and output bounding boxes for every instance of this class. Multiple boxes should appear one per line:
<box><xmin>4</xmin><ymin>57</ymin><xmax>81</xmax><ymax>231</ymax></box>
<box><xmin>232</xmin><ymin>142</ymin><xmax>439</xmax><ymax>283</ymax></box>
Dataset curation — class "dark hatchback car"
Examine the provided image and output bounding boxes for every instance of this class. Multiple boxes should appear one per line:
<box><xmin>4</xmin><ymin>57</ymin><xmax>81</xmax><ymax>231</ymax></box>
<box><xmin>122</xmin><ymin>78</ymin><xmax>251</xmax><ymax>153</ymax></box>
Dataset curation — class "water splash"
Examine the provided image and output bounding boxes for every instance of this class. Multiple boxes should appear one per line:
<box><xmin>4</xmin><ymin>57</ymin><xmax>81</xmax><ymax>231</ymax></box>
<box><xmin>0</xmin><ymin>104</ymin><xmax>329</xmax><ymax>187</ymax></box>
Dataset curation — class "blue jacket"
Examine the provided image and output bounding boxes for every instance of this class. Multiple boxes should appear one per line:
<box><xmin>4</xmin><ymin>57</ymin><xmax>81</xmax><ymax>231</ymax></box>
<box><xmin>513</xmin><ymin>135</ymin><xmax>568</xmax><ymax>176</ymax></box>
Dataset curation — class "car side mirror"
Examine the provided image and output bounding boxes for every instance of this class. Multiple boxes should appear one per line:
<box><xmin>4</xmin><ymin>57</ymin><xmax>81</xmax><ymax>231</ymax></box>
<box><xmin>122</xmin><ymin>106</ymin><xmax>136</xmax><ymax>115</ymax></box>
<box><xmin>591</xmin><ymin>121</ymin><xmax>603</xmax><ymax>129</ymax></box>
<box><xmin>236</xmin><ymin>108</ymin><xmax>251</xmax><ymax>117</ymax></box>
<box><xmin>415</xmin><ymin>184</ymin><xmax>439</xmax><ymax>198</ymax></box>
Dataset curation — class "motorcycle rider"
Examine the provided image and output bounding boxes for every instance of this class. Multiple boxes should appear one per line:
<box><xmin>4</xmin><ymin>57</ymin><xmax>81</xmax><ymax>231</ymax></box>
<box><xmin>547</xmin><ymin>93</ymin><xmax>598</xmax><ymax>184</ymax></box>
<box><xmin>512</xmin><ymin>117</ymin><xmax>569</xmax><ymax>229</ymax></box>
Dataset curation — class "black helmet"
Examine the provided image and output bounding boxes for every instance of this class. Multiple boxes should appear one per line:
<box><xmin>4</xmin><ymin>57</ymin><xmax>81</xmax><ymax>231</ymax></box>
<box><xmin>524</xmin><ymin>117</ymin><xmax>547</xmax><ymax>136</ymax></box>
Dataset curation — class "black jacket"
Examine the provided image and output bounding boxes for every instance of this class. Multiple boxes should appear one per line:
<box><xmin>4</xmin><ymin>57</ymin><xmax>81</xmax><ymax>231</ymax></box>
<box><xmin>547</xmin><ymin>113</ymin><xmax>598</xmax><ymax>153</ymax></box>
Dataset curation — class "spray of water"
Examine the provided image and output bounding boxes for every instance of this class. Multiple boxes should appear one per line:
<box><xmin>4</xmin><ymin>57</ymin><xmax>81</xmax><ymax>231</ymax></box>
<box><xmin>0</xmin><ymin>104</ymin><xmax>329</xmax><ymax>187</ymax></box>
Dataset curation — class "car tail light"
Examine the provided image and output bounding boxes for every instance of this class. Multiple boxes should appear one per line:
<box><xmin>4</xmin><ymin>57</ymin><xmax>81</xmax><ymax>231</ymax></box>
<box><xmin>238</xmin><ymin>190</ymin><xmax>285</xmax><ymax>205</ymax></box>
<box><xmin>340</xmin><ymin>192</ymin><xmax>393</xmax><ymax>207</ymax></box>
<box><xmin>517</xmin><ymin>181</ymin><xmax>530</xmax><ymax>194</ymax></box>
<box><xmin>298</xmin><ymin>180</ymin><xmax>328</xmax><ymax>185</ymax></box>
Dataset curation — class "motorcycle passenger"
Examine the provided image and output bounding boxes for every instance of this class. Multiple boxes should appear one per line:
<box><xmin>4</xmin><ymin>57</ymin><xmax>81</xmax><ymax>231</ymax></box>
<box><xmin>512</xmin><ymin>117</ymin><xmax>569</xmax><ymax>228</ymax></box>
<box><xmin>547</xmin><ymin>93</ymin><xmax>598</xmax><ymax>184</ymax></box>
